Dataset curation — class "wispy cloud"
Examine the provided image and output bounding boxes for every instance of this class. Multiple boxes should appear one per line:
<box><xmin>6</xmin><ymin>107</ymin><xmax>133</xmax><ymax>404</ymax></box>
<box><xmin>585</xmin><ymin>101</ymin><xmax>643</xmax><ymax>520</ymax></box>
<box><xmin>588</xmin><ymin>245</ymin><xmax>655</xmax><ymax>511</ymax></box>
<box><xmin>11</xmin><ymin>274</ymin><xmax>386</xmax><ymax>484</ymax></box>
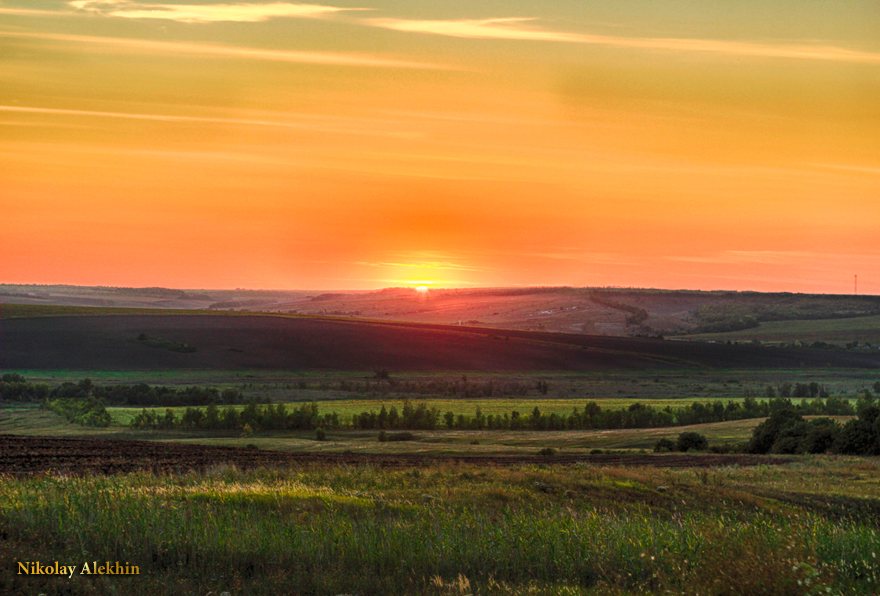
<box><xmin>69</xmin><ymin>1</ymin><xmax>352</xmax><ymax>23</ymax></box>
<box><xmin>666</xmin><ymin>251</ymin><xmax>820</xmax><ymax>265</ymax></box>
<box><xmin>367</xmin><ymin>17</ymin><xmax>880</xmax><ymax>64</ymax></box>
<box><xmin>0</xmin><ymin>105</ymin><xmax>421</xmax><ymax>138</ymax></box>
<box><xmin>526</xmin><ymin>250</ymin><xmax>633</xmax><ymax>266</ymax></box>
<box><xmin>0</xmin><ymin>31</ymin><xmax>450</xmax><ymax>69</ymax></box>
<box><xmin>809</xmin><ymin>163</ymin><xmax>880</xmax><ymax>176</ymax></box>
<box><xmin>356</xmin><ymin>260</ymin><xmax>483</xmax><ymax>272</ymax></box>
<box><xmin>0</xmin><ymin>7</ymin><xmax>65</xmax><ymax>16</ymax></box>
<box><xmin>367</xmin><ymin>17</ymin><xmax>586</xmax><ymax>43</ymax></box>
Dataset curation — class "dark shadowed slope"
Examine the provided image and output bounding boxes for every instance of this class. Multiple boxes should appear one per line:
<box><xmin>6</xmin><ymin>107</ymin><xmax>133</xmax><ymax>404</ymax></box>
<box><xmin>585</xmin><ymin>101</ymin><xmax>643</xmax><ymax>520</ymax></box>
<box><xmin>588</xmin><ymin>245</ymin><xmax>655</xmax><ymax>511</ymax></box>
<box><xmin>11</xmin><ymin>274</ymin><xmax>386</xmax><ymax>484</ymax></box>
<box><xmin>1</xmin><ymin>315</ymin><xmax>879</xmax><ymax>371</ymax></box>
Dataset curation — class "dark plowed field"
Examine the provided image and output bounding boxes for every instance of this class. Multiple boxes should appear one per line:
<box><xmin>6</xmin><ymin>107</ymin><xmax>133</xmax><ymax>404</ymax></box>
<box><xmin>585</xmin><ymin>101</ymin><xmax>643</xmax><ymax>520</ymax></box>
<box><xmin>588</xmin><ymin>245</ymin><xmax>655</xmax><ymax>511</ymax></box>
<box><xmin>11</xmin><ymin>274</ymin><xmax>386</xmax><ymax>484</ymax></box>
<box><xmin>0</xmin><ymin>435</ymin><xmax>789</xmax><ymax>475</ymax></box>
<box><xmin>2</xmin><ymin>314</ymin><xmax>879</xmax><ymax>371</ymax></box>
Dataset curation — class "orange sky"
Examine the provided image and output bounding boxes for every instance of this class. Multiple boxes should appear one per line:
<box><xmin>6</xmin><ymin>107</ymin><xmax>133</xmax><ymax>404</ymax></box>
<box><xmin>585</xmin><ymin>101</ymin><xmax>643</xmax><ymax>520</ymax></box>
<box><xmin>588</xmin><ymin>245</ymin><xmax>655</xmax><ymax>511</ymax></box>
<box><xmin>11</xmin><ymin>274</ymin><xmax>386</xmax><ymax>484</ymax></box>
<box><xmin>1</xmin><ymin>1</ymin><xmax>879</xmax><ymax>293</ymax></box>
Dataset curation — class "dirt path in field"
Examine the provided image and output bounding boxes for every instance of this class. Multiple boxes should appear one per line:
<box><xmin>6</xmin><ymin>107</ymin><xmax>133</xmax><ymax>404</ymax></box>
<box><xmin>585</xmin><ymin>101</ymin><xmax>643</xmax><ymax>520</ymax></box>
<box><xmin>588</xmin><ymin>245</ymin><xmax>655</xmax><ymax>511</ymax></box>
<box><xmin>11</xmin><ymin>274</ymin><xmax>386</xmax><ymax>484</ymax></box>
<box><xmin>0</xmin><ymin>434</ymin><xmax>789</xmax><ymax>475</ymax></box>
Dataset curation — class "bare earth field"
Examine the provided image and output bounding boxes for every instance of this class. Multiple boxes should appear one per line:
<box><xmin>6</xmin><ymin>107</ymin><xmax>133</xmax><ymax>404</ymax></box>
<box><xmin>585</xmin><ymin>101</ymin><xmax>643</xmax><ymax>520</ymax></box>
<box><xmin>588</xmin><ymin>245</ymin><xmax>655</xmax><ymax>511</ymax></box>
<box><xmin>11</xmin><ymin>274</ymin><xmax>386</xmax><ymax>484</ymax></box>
<box><xmin>0</xmin><ymin>434</ymin><xmax>788</xmax><ymax>475</ymax></box>
<box><xmin>3</xmin><ymin>314</ymin><xmax>880</xmax><ymax>371</ymax></box>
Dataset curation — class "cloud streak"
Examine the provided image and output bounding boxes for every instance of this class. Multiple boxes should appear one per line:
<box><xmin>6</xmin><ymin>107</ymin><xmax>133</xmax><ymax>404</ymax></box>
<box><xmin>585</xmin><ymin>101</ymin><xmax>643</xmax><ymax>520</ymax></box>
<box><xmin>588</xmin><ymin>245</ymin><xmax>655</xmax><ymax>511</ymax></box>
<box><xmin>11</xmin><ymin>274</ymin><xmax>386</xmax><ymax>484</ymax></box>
<box><xmin>0</xmin><ymin>7</ymin><xmax>65</xmax><ymax>16</ymax></box>
<box><xmin>666</xmin><ymin>251</ymin><xmax>821</xmax><ymax>265</ymax></box>
<box><xmin>0</xmin><ymin>31</ymin><xmax>450</xmax><ymax>69</ymax></box>
<box><xmin>69</xmin><ymin>0</ymin><xmax>351</xmax><ymax>23</ymax></box>
<box><xmin>356</xmin><ymin>261</ymin><xmax>483</xmax><ymax>272</ymax></box>
<box><xmin>367</xmin><ymin>17</ymin><xmax>880</xmax><ymax>64</ymax></box>
<box><xmin>0</xmin><ymin>105</ymin><xmax>417</xmax><ymax>139</ymax></box>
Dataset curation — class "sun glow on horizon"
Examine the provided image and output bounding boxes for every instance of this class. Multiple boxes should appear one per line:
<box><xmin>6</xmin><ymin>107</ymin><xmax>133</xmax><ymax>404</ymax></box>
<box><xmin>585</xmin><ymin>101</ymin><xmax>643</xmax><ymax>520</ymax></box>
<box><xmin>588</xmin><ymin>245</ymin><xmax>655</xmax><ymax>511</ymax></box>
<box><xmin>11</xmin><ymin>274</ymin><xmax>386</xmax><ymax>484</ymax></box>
<box><xmin>1</xmin><ymin>1</ymin><xmax>878</xmax><ymax>294</ymax></box>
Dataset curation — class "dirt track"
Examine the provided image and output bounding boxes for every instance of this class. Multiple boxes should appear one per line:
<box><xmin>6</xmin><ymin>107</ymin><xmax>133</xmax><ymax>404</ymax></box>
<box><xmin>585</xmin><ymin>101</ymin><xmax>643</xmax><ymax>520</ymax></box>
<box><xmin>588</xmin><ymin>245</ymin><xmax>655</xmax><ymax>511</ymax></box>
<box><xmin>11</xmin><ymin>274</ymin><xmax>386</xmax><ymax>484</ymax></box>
<box><xmin>0</xmin><ymin>434</ymin><xmax>789</xmax><ymax>475</ymax></box>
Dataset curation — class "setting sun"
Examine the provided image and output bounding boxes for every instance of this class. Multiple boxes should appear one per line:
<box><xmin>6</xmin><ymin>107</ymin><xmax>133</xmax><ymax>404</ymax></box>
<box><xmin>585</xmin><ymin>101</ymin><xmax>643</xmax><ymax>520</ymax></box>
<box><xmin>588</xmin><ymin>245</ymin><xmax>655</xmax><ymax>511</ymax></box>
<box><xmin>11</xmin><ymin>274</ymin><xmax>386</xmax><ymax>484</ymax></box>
<box><xmin>0</xmin><ymin>0</ymin><xmax>877</xmax><ymax>293</ymax></box>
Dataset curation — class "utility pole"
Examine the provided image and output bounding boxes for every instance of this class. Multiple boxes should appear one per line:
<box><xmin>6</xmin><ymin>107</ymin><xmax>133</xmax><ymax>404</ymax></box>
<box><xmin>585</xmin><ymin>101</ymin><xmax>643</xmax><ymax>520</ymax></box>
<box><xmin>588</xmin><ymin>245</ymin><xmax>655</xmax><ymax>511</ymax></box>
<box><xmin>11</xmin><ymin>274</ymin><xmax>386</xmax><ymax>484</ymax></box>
<box><xmin>855</xmin><ymin>274</ymin><xmax>858</xmax><ymax>295</ymax></box>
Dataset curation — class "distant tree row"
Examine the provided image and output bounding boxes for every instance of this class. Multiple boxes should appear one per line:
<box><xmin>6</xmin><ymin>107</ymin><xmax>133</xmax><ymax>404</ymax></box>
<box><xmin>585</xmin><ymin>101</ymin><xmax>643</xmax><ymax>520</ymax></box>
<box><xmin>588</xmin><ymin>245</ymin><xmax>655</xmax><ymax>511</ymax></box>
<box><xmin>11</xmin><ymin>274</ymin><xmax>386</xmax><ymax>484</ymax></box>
<box><xmin>131</xmin><ymin>402</ymin><xmax>341</xmax><ymax>432</ymax></box>
<box><xmin>0</xmin><ymin>375</ymin><xmax>250</xmax><ymax>407</ymax></box>
<box><xmin>0</xmin><ymin>373</ymin><xmax>50</xmax><ymax>401</ymax></box>
<box><xmin>125</xmin><ymin>394</ymin><xmax>877</xmax><ymax>434</ymax></box>
<box><xmin>350</xmin><ymin>396</ymin><xmax>866</xmax><ymax>432</ymax></box>
<box><xmin>338</xmin><ymin>375</ymin><xmax>536</xmax><ymax>398</ymax></box>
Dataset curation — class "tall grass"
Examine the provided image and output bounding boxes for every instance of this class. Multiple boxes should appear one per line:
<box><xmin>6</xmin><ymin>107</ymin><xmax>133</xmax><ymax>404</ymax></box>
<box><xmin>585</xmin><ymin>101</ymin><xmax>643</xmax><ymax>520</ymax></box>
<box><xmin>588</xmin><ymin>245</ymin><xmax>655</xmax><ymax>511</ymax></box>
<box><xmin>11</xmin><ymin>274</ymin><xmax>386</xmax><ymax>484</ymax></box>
<box><xmin>2</xmin><ymin>462</ymin><xmax>878</xmax><ymax>595</ymax></box>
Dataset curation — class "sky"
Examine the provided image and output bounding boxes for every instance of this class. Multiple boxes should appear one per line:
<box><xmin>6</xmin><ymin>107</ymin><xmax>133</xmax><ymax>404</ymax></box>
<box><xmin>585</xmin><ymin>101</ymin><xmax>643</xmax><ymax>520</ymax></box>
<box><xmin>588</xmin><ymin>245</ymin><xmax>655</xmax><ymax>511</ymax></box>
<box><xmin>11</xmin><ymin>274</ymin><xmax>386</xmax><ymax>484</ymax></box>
<box><xmin>1</xmin><ymin>0</ymin><xmax>878</xmax><ymax>293</ymax></box>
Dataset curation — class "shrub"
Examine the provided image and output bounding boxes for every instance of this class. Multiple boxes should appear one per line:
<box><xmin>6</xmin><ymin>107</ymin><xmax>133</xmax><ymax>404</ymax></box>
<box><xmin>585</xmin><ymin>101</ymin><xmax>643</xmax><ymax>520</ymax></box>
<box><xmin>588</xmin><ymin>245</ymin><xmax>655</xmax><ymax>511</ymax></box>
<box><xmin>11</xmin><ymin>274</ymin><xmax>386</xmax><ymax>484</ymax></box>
<box><xmin>44</xmin><ymin>397</ymin><xmax>111</xmax><ymax>427</ymax></box>
<box><xmin>315</xmin><ymin>427</ymin><xmax>326</xmax><ymax>441</ymax></box>
<box><xmin>654</xmin><ymin>438</ymin><xmax>676</xmax><ymax>453</ymax></box>
<box><xmin>676</xmin><ymin>432</ymin><xmax>708</xmax><ymax>452</ymax></box>
<box><xmin>537</xmin><ymin>447</ymin><xmax>557</xmax><ymax>457</ymax></box>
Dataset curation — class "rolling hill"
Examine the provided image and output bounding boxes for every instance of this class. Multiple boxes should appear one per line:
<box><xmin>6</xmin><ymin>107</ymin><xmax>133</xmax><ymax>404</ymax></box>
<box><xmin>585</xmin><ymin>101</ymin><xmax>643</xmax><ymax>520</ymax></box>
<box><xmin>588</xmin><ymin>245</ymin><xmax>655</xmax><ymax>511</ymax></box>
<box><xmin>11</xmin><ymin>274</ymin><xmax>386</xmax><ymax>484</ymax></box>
<box><xmin>2</xmin><ymin>313</ymin><xmax>879</xmax><ymax>372</ymax></box>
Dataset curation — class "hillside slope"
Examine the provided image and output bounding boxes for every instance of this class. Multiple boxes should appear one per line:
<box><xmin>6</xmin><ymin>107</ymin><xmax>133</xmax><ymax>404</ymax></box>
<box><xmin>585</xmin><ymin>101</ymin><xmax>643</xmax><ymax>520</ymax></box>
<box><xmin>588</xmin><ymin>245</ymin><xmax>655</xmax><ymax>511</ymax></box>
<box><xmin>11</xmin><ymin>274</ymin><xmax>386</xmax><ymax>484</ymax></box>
<box><xmin>2</xmin><ymin>314</ymin><xmax>879</xmax><ymax>371</ymax></box>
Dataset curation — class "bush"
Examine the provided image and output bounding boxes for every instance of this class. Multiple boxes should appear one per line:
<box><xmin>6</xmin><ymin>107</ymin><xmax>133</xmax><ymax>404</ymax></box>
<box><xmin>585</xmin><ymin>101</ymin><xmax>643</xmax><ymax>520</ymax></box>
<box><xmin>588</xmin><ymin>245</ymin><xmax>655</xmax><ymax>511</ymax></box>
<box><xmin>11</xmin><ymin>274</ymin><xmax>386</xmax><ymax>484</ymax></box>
<box><xmin>385</xmin><ymin>431</ymin><xmax>417</xmax><ymax>442</ymax></box>
<box><xmin>676</xmin><ymin>432</ymin><xmax>708</xmax><ymax>452</ymax></box>
<box><xmin>537</xmin><ymin>447</ymin><xmax>557</xmax><ymax>457</ymax></box>
<box><xmin>654</xmin><ymin>438</ymin><xmax>676</xmax><ymax>453</ymax></box>
<box><xmin>44</xmin><ymin>397</ymin><xmax>111</xmax><ymax>427</ymax></box>
<box><xmin>315</xmin><ymin>427</ymin><xmax>326</xmax><ymax>441</ymax></box>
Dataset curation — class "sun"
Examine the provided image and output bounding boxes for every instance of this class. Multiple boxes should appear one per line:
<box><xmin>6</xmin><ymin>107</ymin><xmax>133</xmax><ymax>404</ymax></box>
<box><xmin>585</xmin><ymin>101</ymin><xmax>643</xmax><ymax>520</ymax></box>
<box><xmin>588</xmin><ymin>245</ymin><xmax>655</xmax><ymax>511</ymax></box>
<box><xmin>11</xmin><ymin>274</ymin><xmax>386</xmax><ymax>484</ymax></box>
<box><xmin>415</xmin><ymin>285</ymin><xmax>429</xmax><ymax>293</ymax></box>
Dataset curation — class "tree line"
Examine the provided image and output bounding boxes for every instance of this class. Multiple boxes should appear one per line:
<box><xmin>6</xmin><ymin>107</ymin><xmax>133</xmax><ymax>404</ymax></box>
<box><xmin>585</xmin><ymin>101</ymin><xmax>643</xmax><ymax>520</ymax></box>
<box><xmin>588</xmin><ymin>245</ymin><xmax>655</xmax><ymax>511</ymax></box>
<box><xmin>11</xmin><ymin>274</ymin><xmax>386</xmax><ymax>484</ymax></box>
<box><xmin>0</xmin><ymin>375</ymin><xmax>251</xmax><ymax>407</ymax></box>
<box><xmin>131</xmin><ymin>402</ymin><xmax>340</xmax><ymax>432</ymax></box>
<box><xmin>130</xmin><ymin>395</ymin><xmax>872</xmax><ymax>434</ymax></box>
<box><xmin>349</xmin><ymin>395</ymin><xmax>863</xmax><ymax>432</ymax></box>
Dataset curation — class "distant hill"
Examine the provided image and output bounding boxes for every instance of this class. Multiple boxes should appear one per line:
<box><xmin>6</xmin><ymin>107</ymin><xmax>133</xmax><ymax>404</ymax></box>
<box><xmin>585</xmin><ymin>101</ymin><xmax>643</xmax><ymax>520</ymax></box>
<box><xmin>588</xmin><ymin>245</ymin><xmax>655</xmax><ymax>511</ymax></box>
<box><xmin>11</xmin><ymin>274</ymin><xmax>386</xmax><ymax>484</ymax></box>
<box><xmin>1</xmin><ymin>313</ymin><xmax>879</xmax><ymax>372</ymax></box>
<box><xmin>3</xmin><ymin>285</ymin><xmax>880</xmax><ymax>344</ymax></box>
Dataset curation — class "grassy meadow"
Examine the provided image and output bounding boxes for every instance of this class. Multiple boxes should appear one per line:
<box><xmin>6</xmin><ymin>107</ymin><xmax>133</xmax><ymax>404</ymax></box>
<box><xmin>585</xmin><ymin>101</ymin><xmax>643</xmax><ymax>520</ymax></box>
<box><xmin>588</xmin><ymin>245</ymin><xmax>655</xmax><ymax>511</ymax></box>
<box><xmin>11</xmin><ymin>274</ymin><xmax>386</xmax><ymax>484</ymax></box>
<box><xmin>3</xmin><ymin>458</ymin><xmax>880</xmax><ymax>596</ymax></box>
<box><xmin>685</xmin><ymin>315</ymin><xmax>880</xmax><ymax>346</ymax></box>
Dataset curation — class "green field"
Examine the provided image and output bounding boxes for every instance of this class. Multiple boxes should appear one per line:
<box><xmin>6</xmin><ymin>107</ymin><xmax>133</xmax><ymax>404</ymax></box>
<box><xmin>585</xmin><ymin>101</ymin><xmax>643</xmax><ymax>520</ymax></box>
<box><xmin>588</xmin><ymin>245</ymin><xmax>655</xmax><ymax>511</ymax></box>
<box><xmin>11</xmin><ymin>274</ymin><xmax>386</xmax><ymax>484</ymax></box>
<box><xmin>686</xmin><ymin>315</ymin><xmax>880</xmax><ymax>345</ymax></box>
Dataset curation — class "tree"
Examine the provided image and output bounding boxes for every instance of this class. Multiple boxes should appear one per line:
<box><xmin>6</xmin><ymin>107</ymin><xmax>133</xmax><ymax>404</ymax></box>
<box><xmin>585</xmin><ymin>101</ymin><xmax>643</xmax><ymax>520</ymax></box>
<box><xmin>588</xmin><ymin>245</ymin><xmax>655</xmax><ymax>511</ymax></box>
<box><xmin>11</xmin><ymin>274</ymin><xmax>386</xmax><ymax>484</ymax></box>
<box><xmin>748</xmin><ymin>407</ymin><xmax>802</xmax><ymax>454</ymax></box>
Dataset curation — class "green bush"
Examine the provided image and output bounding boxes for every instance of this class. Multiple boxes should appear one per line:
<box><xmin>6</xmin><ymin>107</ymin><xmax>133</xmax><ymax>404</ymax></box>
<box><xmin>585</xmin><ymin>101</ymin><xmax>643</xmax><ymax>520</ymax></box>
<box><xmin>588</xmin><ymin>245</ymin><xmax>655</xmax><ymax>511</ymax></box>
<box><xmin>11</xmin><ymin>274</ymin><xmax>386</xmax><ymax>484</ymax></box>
<box><xmin>676</xmin><ymin>432</ymin><xmax>708</xmax><ymax>452</ymax></box>
<box><xmin>654</xmin><ymin>438</ymin><xmax>676</xmax><ymax>453</ymax></box>
<box><xmin>44</xmin><ymin>397</ymin><xmax>111</xmax><ymax>427</ymax></box>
